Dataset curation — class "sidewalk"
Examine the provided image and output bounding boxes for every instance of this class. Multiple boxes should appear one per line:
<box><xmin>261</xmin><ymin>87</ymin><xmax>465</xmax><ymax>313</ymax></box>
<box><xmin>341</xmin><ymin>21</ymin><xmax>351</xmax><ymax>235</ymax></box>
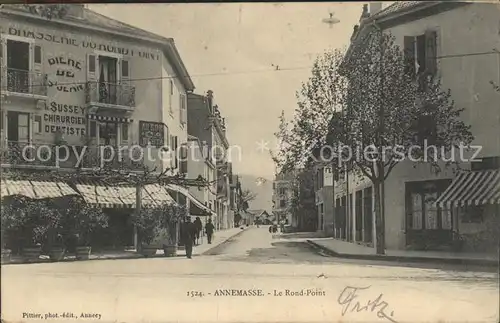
<box><xmin>307</xmin><ymin>238</ymin><xmax>499</xmax><ymax>267</ymax></box>
<box><xmin>2</xmin><ymin>227</ymin><xmax>248</xmax><ymax>265</ymax></box>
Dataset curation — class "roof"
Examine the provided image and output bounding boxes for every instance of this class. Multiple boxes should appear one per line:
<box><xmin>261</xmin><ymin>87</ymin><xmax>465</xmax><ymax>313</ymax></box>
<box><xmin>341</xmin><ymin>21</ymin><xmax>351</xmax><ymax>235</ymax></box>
<box><xmin>0</xmin><ymin>4</ymin><xmax>195</xmax><ymax>91</ymax></box>
<box><xmin>248</xmin><ymin>209</ymin><xmax>270</xmax><ymax>217</ymax></box>
<box><xmin>370</xmin><ymin>1</ymin><xmax>426</xmax><ymax>20</ymax></box>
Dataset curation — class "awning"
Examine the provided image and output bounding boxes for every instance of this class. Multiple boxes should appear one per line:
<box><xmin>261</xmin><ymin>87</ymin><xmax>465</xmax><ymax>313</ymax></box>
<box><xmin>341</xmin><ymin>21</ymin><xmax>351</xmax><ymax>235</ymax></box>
<box><xmin>436</xmin><ymin>170</ymin><xmax>500</xmax><ymax>208</ymax></box>
<box><xmin>0</xmin><ymin>179</ymin><xmax>79</xmax><ymax>199</ymax></box>
<box><xmin>166</xmin><ymin>184</ymin><xmax>215</xmax><ymax>216</ymax></box>
<box><xmin>75</xmin><ymin>182</ymin><xmax>175</xmax><ymax>208</ymax></box>
<box><xmin>87</xmin><ymin>114</ymin><xmax>133</xmax><ymax>123</ymax></box>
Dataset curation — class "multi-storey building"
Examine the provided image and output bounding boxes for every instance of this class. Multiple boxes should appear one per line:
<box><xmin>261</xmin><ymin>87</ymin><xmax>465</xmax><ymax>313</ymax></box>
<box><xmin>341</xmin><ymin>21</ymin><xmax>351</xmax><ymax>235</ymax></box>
<box><xmin>0</xmin><ymin>4</ymin><xmax>198</xmax><ymax>249</ymax></box>
<box><xmin>272</xmin><ymin>171</ymin><xmax>295</xmax><ymax>226</ymax></box>
<box><xmin>332</xmin><ymin>1</ymin><xmax>500</xmax><ymax>253</ymax></box>
<box><xmin>0</xmin><ymin>4</ymin><xmax>194</xmax><ymax>172</ymax></box>
<box><xmin>186</xmin><ymin>134</ymin><xmax>216</xmax><ymax>219</ymax></box>
<box><xmin>187</xmin><ymin>90</ymin><xmax>231</xmax><ymax>230</ymax></box>
<box><xmin>314</xmin><ymin>166</ymin><xmax>334</xmax><ymax>235</ymax></box>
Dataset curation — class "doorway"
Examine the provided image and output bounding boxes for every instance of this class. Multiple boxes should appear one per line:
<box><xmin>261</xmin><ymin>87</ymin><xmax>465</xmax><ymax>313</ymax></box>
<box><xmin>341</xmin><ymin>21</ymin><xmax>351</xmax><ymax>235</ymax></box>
<box><xmin>98</xmin><ymin>56</ymin><xmax>118</xmax><ymax>104</ymax></box>
<box><xmin>7</xmin><ymin>40</ymin><xmax>30</xmax><ymax>93</ymax></box>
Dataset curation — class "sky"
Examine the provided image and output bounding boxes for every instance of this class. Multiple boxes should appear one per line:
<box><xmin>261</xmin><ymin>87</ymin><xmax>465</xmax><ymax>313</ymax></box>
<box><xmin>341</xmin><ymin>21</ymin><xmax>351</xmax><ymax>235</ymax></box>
<box><xmin>89</xmin><ymin>2</ymin><xmax>364</xmax><ymax>180</ymax></box>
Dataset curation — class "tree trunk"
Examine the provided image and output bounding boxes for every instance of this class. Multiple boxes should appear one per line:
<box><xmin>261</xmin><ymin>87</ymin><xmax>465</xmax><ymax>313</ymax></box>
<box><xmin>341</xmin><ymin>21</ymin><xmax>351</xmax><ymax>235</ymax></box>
<box><xmin>374</xmin><ymin>180</ymin><xmax>385</xmax><ymax>255</ymax></box>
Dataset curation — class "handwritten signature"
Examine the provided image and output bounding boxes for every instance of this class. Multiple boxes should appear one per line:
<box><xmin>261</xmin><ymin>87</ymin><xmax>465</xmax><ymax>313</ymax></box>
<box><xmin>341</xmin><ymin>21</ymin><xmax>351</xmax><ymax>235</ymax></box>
<box><xmin>337</xmin><ymin>285</ymin><xmax>398</xmax><ymax>323</ymax></box>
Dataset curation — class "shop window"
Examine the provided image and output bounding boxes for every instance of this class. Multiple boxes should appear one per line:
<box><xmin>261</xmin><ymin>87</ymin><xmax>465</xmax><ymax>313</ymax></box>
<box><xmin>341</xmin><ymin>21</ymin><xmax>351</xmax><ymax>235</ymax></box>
<box><xmin>459</xmin><ymin>205</ymin><xmax>484</xmax><ymax>223</ymax></box>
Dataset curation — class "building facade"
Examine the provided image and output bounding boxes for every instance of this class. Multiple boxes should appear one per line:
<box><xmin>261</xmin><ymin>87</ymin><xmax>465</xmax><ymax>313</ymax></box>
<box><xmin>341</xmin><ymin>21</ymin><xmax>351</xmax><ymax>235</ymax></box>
<box><xmin>187</xmin><ymin>90</ymin><xmax>231</xmax><ymax>230</ymax></box>
<box><xmin>272</xmin><ymin>172</ymin><xmax>295</xmax><ymax>225</ymax></box>
<box><xmin>0</xmin><ymin>4</ymin><xmax>194</xmax><ymax>174</ymax></box>
<box><xmin>332</xmin><ymin>2</ymin><xmax>500</xmax><ymax>252</ymax></box>
<box><xmin>0</xmin><ymin>4</ymin><xmax>197</xmax><ymax>250</ymax></box>
<box><xmin>314</xmin><ymin>166</ymin><xmax>334</xmax><ymax>235</ymax></box>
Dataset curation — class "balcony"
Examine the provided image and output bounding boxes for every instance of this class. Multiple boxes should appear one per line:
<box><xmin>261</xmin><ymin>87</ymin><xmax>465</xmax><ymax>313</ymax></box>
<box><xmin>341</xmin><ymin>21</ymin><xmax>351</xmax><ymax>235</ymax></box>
<box><xmin>85</xmin><ymin>81</ymin><xmax>136</xmax><ymax>111</ymax></box>
<box><xmin>0</xmin><ymin>142</ymin><xmax>147</xmax><ymax>172</ymax></box>
<box><xmin>0</xmin><ymin>67</ymin><xmax>48</xmax><ymax>98</ymax></box>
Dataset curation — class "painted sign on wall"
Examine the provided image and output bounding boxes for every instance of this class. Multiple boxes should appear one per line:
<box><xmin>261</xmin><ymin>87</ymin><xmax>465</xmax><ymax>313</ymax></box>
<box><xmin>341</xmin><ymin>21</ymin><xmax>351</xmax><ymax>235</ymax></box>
<box><xmin>8</xmin><ymin>27</ymin><xmax>160</xmax><ymax>60</ymax></box>
<box><xmin>44</xmin><ymin>101</ymin><xmax>86</xmax><ymax>137</ymax></box>
<box><xmin>139</xmin><ymin>121</ymin><xmax>164</xmax><ymax>147</ymax></box>
<box><xmin>47</xmin><ymin>56</ymin><xmax>84</xmax><ymax>93</ymax></box>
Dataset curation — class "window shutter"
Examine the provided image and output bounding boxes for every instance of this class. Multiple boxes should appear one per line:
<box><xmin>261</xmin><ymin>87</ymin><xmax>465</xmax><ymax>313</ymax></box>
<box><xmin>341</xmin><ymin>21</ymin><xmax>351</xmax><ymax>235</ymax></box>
<box><xmin>425</xmin><ymin>30</ymin><xmax>437</xmax><ymax>75</ymax></box>
<box><xmin>87</xmin><ymin>54</ymin><xmax>97</xmax><ymax>80</ymax></box>
<box><xmin>174</xmin><ymin>136</ymin><xmax>179</xmax><ymax>169</ymax></box>
<box><xmin>403</xmin><ymin>36</ymin><xmax>416</xmax><ymax>78</ymax></box>
<box><xmin>169</xmin><ymin>80</ymin><xmax>174</xmax><ymax>113</ymax></box>
<box><xmin>33</xmin><ymin>45</ymin><xmax>42</xmax><ymax>71</ymax></box>
<box><xmin>0</xmin><ymin>38</ymin><xmax>4</xmax><ymax>68</ymax></box>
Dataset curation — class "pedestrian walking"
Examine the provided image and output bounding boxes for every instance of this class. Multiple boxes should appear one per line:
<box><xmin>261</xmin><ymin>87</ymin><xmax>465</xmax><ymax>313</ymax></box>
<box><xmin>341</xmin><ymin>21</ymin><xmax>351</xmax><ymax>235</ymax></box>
<box><xmin>194</xmin><ymin>217</ymin><xmax>203</xmax><ymax>245</ymax></box>
<box><xmin>205</xmin><ymin>219</ymin><xmax>215</xmax><ymax>244</ymax></box>
<box><xmin>181</xmin><ymin>217</ymin><xmax>195</xmax><ymax>259</ymax></box>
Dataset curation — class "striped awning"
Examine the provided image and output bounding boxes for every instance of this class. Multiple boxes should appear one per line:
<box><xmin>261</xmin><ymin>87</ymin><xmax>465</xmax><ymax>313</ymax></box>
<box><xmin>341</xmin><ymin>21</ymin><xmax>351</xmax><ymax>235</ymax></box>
<box><xmin>436</xmin><ymin>170</ymin><xmax>500</xmax><ymax>208</ymax></box>
<box><xmin>0</xmin><ymin>179</ymin><xmax>79</xmax><ymax>199</ymax></box>
<box><xmin>166</xmin><ymin>184</ymin><xmax>215</xmax><ymax>216</ymax></box>
<box><xmin>75</xmin><ymin>182</ymin><xmax>175</xmax><ymax>208</ymax></box>
<box><xmin>88</xmin><ymin>114</ymin><xmax>133</xmax><ymax>123</ymax></box>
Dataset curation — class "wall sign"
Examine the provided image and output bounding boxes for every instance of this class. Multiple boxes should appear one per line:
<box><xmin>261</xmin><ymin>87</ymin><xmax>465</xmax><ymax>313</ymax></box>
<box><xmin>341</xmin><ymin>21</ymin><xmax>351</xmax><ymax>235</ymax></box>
<box><xmin>9</xmin><ymin>27</ymin><xmax>160</xmax><ymax>60</ymax></box>
<box><xmin>47</xmin><ymin>56</ymin><xmax>85</xmax><ymax>92</ymax></box>
<box><xmin>139</xmin><ymin>121</ymin><xmax>164</xmax><ymax>147</ymax></box>
<box><xmin>44</xmin><ymin>101</ymin><xmax>87</xmax><ymax>137</ymax></box>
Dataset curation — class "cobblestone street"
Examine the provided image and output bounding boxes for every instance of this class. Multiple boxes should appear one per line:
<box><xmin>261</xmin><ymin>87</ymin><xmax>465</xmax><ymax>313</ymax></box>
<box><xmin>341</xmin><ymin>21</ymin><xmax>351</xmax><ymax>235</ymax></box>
<box><xmin>2</xmin><ymin>227</ymin><xmax>498</xmax><ymax>323</ymax></box>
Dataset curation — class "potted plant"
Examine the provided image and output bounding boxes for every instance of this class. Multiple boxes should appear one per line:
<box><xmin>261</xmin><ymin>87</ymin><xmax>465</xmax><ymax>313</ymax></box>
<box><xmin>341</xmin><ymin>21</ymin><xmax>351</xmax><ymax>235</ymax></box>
<box><xmin>161</xmin><ymin>203</ymin><xmax>186</xmax><ymax>257</ymax></box>
<box><xmin>69</xmin><ymin>199</ymin><xmax>107</xmax><ymax>260</ymax></box>
<box><xmin>23</xmin><ymin>199</ymin><xmax>58</xmax><ymax>262</ymax></box>
<box><xmin>133</xmin><ymin>206</ymin><xmax>162</xmax><ymax>257</ymax></box>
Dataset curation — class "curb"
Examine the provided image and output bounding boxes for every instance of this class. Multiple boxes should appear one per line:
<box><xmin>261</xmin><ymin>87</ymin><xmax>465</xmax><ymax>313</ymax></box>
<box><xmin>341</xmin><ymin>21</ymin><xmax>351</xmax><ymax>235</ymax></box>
<box><xmin>306</xmin><ymin>240</ymin><xmax>499</xmax><ymax>267</ymax></box>
<box><xmin>1</xmin><ymin>228</ymin><xmax>250</xmax><ymax>266</ymax></box>
<box><xmin>201</xmin><ymin>227</ymin><xmax>248</xmax><ymax>256</ymax></box>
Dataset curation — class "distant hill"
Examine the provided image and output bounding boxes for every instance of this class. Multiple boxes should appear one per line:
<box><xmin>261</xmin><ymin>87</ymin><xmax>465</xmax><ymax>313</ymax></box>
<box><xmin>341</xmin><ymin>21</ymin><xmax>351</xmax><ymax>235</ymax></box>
<box><xmin>238</xmin><ymin>174</ymin><xmax>273</xmax><ymax>212</ymax></box>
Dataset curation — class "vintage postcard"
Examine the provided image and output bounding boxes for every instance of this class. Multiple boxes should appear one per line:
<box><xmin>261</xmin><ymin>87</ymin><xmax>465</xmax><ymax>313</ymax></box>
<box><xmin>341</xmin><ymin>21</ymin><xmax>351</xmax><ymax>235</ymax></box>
<box><xmin>1</xmin><ymin>2</ymin><xmax>499</xmax><ymax>323</ymax></box>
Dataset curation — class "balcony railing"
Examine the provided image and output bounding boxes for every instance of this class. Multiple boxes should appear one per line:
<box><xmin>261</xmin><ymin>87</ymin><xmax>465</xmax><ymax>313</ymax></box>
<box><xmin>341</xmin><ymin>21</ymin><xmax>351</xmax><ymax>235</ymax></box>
<box><xmin>0</xmin><ymin>67</ymin><xmax>48</xmax><ymax>97</ymax></box>
<box><xmin>0</xmin><ymin>142</ymin><xmax>147</xmax><ymax>171</ymax></box>
<box><xmin>85</xmin><ymin>81</ymin><xmax>136</xmax><ymax>108</ymax></box>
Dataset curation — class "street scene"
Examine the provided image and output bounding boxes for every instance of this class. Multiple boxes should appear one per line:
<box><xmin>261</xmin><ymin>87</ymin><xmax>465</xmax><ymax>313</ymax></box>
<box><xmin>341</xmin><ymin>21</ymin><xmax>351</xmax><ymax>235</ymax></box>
<box><xmin>2</xmin><ymin>227</ymin><xmax>498</xmax><ymax>323</ymax></box>
<box><xmin>1</xmin><ymin>1</ymin><xmax>499</xmax><ymax>323</ymax></box>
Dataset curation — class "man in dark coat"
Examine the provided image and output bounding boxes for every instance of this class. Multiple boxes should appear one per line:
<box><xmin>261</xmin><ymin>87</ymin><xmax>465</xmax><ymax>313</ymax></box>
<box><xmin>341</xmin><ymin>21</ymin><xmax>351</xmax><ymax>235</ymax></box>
<box><xmin>181</xmin><ymin>217</ymin><xmax>195</xmax><ymax>259</ymax></box>
<box><xmin>205</xmin><ymin>219</ymin><xmax>215</xmax><ymax>244</ymax></box>
<box><xmin>194</xmin><ymin>217</ymin><xmax>203</xmax><ymax>245</ymax></box>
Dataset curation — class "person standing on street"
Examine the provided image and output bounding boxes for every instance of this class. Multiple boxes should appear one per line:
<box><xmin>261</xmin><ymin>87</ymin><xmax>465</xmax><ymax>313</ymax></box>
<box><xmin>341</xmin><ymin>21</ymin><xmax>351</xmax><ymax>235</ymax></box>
<box><xmin>194</xmin><ymin>217</ymin><xmax>203</xmax><ymax>245</ymax></box>
<box><xmin>181</xmin><ymin>217</ymin><xmax>195</xmax><ymax>259</ymax></box>
<box><xmin>205</xmin><ymin>219</ymin><xmax>215</xmax><ymax>244</ymax></box>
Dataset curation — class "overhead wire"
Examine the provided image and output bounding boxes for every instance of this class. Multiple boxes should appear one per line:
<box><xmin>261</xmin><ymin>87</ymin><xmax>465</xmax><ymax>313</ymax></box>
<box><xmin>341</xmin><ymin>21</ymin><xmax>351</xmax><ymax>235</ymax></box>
<box><xmin>0</xmin><ymin>50</ymin><xmax>497</xmax><ymax>90</ymax></box>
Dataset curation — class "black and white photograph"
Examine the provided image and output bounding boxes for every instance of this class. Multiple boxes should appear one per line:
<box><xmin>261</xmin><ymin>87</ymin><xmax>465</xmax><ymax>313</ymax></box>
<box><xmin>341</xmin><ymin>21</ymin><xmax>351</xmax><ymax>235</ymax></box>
<box><xmin>0</xmin><ymin>1</ymin><xmax>499</xmax><ymax>322</ymax></box>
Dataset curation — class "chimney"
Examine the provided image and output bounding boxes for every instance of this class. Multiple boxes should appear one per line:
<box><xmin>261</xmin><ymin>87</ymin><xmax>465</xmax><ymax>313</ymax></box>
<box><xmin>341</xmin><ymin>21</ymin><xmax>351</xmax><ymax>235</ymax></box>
<box><xmin>369</xmin><ymin>2</ymin><xmax>382</xmax><ymax>16</ymax></box>
<box><xmin>359</xmin><ymin>4</ymin><xmax>369</xmax><ymax>22</ymax></box>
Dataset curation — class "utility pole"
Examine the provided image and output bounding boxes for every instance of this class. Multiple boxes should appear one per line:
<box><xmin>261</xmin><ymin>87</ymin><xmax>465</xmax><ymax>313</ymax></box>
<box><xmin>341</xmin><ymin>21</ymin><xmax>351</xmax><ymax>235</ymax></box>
<box><xmin>134</xmin><ymin>183</ymin><xmax>142</xmax><ymax>252</ymax></box>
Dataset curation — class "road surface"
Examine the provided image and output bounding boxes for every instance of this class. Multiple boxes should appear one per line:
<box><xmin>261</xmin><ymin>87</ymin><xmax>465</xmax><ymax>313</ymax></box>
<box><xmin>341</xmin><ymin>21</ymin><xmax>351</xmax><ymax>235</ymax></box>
<box><xmin>2</xmin><ymin>226</ymin><xmax>498</xmax><ymax>323</ymax></box>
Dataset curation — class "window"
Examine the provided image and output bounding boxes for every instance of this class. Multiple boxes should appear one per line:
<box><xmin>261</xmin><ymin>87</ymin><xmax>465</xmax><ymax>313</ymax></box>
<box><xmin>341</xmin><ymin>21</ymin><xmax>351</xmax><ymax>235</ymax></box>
<box><xmin>279</xmin><ymin>187</ymin><xmax>286</xmax><ymax>195</ymax></box>
<box><xmin>355</xmin><ymin>190</ymin><xmax>363</xmax><ymax>239</ymax></box>
<box><xmin>88</xmin><ymin>55</ymin><xmax>96</xmax><ymax>73</ymax></box>
<box><xmin>404</xmin><ymin>30</ymin><xmax>437</xmax><ymax>83</ymax></box>
<box><xmin>319</xmin><ymin>204</ymin><xmax>324</xmax><ymax>230</ymax></box>
<box><xmin>412</xmin><ymin>112</ymin><xmax>438</xmax><ymax>146</ymax></box>
<box><xmin>406</xmin><ymin>180</ymin><xmax>451</xmax><ymax>230</ymax></box>
<box><xmin>121</xmin><ymin>123</ymin><xmax>129</xmax><ymax>143</ymax></box>
<box><xmin>121</xmin><ymin>60</ymin><xmax>129</xmax><ymax>78</ymax></box>
<box><xmin>279</xmin><ymin>199</ymin><xmax>286</xmax><ymax>208</ymax></box>
<box><xmin>459</xmin><ymin>205</ymin><xmax>484</xmax><ymax>224</ymax></box>
<box><xmin>7</xmin><ymin>111</ymin><xmax>30</xmax><ymax>142</ymax></box>
<box><xmin>170</xmin><ymin>135</ymin><xmax>178</xmax><ymax>169</ymax></box>
<box><xmin>363</xmin><ymin>187</ymin><xmax>373</xmax><ymax>243</ymax></box>
<box><xmin>33</xmin><ymin>115</ymin><xmax>42</xmax><ymax>134</ymax></box>
<box><xmin>34</xmin><ymin>45</ymin><xmax>42</xmax><ymax>64</ymax></box>
<box><xmin>6</xmin><ymin>40</ymin><xmax>30</xmax><ymax>93</ymax></box>
<box><xmin>179</xmin><ymin>93</ymin><xmax>187</xmax><ymax>125</ymax></box>
<box><xmin>89</xmin><ymin>120</ymin><xmax>97</xmax><ymax>138</ymax></box>
<box><xmin>99</xmin><ymin>122</ymin><xmax>117</xmax><ymax>146</ymax></box>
